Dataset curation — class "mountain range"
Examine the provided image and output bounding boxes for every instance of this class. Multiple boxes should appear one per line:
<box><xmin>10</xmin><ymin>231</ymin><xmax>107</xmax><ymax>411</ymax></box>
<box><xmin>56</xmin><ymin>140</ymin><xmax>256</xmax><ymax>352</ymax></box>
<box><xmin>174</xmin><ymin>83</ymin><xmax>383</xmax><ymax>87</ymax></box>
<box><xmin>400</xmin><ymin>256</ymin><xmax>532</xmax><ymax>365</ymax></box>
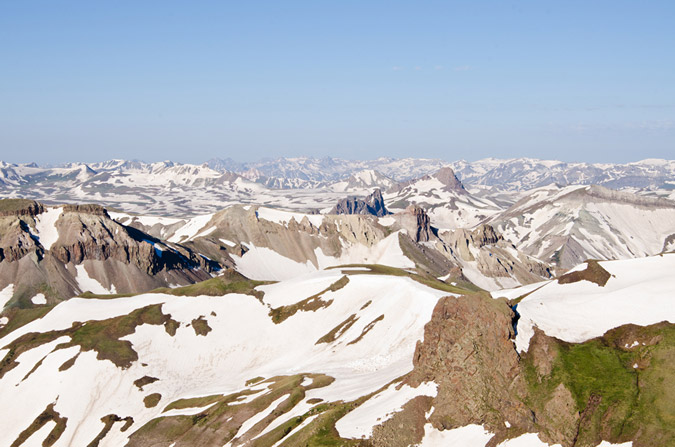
<box><xmin>0</xmin><ymin>157</ymin><xmax>674</xmax><ymax>446</ymax></box>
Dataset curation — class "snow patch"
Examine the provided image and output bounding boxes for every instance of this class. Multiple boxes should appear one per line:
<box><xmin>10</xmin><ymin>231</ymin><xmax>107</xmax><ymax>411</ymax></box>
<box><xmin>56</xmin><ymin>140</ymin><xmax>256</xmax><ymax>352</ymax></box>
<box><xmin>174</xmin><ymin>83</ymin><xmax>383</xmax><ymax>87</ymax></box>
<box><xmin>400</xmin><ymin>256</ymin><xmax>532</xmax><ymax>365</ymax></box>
<box><xmin>75</xmin><ymin>265</ymin><xmax>112</xmax><ymax>295</ymax></box>
<box><xmin>31</xmin><ymin>294</ymin><xmax>47</xmax><ymax>305</ymax></box>
<box><xmin>336</xmin><ymin>381</ymin><xmax>437</xmax><ymax>439</ymax></box>
<box><xmin>34</xmin><ymin>207</ymin><xmax>63</xmax><ymax>250</ymax></box>
<box><xmin>0</xmin><ymin>284</ymin><xmax>14</xmax><ymax>309</ymax></box>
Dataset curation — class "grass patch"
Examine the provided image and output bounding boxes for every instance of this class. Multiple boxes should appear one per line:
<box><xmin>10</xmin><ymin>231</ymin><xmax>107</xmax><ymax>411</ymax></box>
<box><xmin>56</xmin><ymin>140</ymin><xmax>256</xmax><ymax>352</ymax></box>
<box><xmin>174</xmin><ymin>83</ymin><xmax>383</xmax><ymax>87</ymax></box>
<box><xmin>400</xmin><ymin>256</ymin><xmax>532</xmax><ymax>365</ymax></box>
<box><xmin>131</xmin><ymin>374</ymin><xmax>336</xmax><ymax>447</ymax></box>
<box><xmin>327</xmin><ymin>263</ymin><xmax>478</xmax><ymax>295</ymax></box>
<box><xmin>79</xmin><ymin>270</ymin><xmax>271</xmax><ymax>300</ymax></box>
<box><xmin>133</xmin><ymin>375</ymin><xmax>159</xmax><ymax>391</ymax></box>
<box><xmin>246</xmin><ymin>376</ymin><xmax>265</xmax><ymax>386</ymax></box>
<box><xmin>522</xmin><ymin>322</ymin><xmax>675</xmax><ymax>446</ymax></box>
<box><xmin>0</xmin><ymin>305</ymin><xmax>54</xmax><ymax>338</ymax></box>
<box><xmin>144</xmin><ymin>393</ymin><xmax>162</xmax><ymax>408</ymax></box>
<box><xmin>347</xmin><ymin>314</ymin><xmax>384</xmax><ymax>345</ymax></box>
<box><xmin>86</xmin><ymin>415</ymin><xmax>134</xmax><ymax>447</ymax></box>
<box><xmin>191</xmin><ymin>316</ymin><xmax>212</xmax><ymax>336</ymax></box>
<box><xmin>269</xmin><ymin>276</ymin><xmax>349</xmax><ymax>324</ymax></box>
<box><xmin>10</xmin><ymin>403</ymin><xmax>67</xmax><ymax>447</ymax></box>
<box><xmin>316</xmin><ymin>314</ymin><xmax>358</xmax><ymax>344</ymax></box>
<box><xmin>163</xmin><ymin>394</ymin><xmax>226</xmax><ymax>412</ymax></box>
<box><xmin>0</xmin><ymin>304</ymin><xmax>179</xmax><ymax>378</ymax></box>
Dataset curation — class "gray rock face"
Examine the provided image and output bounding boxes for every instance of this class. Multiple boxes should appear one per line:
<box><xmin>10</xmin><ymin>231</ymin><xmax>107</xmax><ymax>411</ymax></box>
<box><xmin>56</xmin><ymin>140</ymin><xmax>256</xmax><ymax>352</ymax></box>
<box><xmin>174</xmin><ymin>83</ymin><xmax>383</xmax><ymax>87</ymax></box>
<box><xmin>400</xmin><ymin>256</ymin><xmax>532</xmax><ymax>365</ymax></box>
<box><xmin>434</xmin><ymin>167</ymin><xmax>465</xmax><ymax>192</ymax></box>
<box><xmin>404</xmin><ymin>205</ymin><xmax>433</xmax><ymax>243</ymax></box>
<box><xmin>330</xmin><ymin>189</ymin><xmax>390</xmax><ymax>217</ymax></box>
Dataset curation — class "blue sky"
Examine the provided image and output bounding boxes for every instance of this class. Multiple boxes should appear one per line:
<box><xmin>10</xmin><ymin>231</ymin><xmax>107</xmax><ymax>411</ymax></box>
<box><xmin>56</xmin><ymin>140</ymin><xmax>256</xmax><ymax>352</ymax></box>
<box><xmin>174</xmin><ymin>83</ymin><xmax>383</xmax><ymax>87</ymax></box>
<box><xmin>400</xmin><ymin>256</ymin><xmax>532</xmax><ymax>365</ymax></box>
<box><xmin>1</xmin><ymin>1</ymin><xmax>674</xmax><ymax>164</ymax></box>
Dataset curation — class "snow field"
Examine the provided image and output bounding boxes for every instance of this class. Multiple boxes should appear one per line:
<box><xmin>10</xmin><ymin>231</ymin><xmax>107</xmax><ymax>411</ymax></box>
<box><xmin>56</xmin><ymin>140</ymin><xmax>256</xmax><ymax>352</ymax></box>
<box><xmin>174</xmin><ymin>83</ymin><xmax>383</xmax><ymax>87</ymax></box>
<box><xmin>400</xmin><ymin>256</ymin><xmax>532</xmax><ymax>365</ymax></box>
<box><xmin>0</xmin><ymin>271</ymin><xmax>449</xmax><ymax>446</ymax></box>
<box><xmin>75</xmin><ymin>264</ymin><xmax>113</xmax><ymax>295</ymax></box>
<box><xmin>514</xmin><ymin>254</ymin><xmax>675</xmax><ymax>351</ymax></box>
<box><xmin>232</xmin><ymin>232</ymin><xmax>415</xmax><ymax>281</ymax></box>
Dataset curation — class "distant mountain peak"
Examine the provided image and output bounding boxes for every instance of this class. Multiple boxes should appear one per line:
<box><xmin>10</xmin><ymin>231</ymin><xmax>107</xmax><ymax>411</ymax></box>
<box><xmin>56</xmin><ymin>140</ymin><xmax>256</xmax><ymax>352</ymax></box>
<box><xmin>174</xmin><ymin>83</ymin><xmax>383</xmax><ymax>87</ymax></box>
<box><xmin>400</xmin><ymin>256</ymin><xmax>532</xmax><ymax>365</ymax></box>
<box><xmin>433</xmin><ymin>166</ymin><xmax>465</xmax><ymax>192</ymax></box>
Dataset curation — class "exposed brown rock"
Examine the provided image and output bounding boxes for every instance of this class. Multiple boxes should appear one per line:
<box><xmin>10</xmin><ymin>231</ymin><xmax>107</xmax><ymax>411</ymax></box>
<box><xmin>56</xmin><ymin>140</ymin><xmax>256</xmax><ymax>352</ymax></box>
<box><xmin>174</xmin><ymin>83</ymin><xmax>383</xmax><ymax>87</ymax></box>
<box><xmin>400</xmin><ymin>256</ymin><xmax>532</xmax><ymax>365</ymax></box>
<box><xmin>0</xmin><ymin>199</ymin><xmax>43</xmax><ymax>217</ymax></box>
<box><xmin>405</xmin><ymin>293</ymin><xmax>534</xmax><ymax>435</ymax></box>
<box><xmin>558</xmin><ymin>260</ymin><xmax>611</xmax><ymax>287</ymax></box>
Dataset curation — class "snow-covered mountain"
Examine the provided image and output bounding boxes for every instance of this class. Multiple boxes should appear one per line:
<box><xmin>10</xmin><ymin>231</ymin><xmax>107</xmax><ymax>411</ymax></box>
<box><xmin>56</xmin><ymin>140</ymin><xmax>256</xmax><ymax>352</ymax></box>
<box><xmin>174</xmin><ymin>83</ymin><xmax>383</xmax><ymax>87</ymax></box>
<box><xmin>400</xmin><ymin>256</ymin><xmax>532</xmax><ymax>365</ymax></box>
<box><xmin>0</xmin><ymin>245</ymin><xmax>671</xmax><ymax>446</ymax></box>
<box><xmin>1</xmin><ymin>172</ymin><xmax>674</xmax><ymax>447</ymax></box>
<box><xmin>486</xmin><ymin>184</ymin><xmax>675</xmax><ymax>268</ymax></box>
<box><xmin>384</xmin><ymin>167</ymin><xmax>503</xmax><ymax>229</ymax></box>
<box><xmin>450</xmin><ymin>157</ymin><xmax>675</xmax><ymax>193</ymax></box>
<box><xmin>2</xmin><ymin>157</ymin><xmax>674</xmax><ymax>217</ymax></box>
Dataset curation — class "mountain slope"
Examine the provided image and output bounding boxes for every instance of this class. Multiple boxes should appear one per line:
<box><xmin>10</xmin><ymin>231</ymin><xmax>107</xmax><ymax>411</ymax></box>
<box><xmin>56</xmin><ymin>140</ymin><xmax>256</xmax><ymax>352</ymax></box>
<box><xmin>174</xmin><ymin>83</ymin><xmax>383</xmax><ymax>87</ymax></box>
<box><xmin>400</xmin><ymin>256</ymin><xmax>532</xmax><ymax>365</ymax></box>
<box><xmin>385</xmin><ymin>167</ymin><xmax>503</xmax><ymax>229</ymax></box>
<box><xmin>486</xmin><ymin>184</ymin><xmax>675</xmax><ymax>268</ymax></box>
<box><xmin>0</xmin><ymin>199</ymin><xmax>217</xmax><ymax>319</ymax></box>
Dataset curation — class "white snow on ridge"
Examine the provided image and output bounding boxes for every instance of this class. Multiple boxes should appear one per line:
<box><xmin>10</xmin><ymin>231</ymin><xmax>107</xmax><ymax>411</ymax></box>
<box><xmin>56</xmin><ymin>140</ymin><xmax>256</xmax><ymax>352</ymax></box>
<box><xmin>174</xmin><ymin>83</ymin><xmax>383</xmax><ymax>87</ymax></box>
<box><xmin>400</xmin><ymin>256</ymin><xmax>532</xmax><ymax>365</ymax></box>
<box><xmin>256</xmin><ymin>207</ymin><xmax>324</xmax><ymax>228</ymax></box>
<box><xmin>34</xmin><ymin>206</ymin><xmax>64</xmax><ymax>250</ymax></box>
<box><xmin>515</xmin><ymin>254</ymin><xmax>675</xmax><ymax>352</ymax></box>
<box><xmin>315</xmin><ymin>231</ymin><xmax>415</xmax><ymax>271</ymax></box>
<box><xmin>232</xmin><ymin>232</ymin><xmax>414</xmax><ymax>281</ymax></box>
<box><xmin>167</xmin><ymin>213</ymin><xmax>215</xmax><ymax>243</ymax></box>
<box><xmin>231</xmin><ymin>244</ymin><xmax>317</xmax><ymax>281</ymax></box>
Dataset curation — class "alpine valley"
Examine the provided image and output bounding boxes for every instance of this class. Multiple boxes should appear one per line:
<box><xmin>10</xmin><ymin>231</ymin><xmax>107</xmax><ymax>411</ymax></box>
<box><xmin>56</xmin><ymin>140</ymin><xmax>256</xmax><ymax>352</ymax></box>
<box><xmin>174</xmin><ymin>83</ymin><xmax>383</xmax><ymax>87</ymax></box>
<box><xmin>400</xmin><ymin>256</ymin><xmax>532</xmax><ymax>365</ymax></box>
<box><xmin>0</xmin><ymin>157</ymin><xmax>674</xmax><ymax>447</ymax></box>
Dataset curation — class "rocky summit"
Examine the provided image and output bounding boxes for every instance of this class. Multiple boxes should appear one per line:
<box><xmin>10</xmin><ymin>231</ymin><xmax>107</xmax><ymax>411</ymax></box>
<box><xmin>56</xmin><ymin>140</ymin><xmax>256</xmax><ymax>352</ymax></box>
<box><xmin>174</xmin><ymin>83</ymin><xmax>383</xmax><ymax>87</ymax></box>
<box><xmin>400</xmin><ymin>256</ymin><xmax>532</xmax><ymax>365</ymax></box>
<box><xmin>0</xmin><ymin>157</ymin><xmax>673</xmax><ymax>447</ymax></box>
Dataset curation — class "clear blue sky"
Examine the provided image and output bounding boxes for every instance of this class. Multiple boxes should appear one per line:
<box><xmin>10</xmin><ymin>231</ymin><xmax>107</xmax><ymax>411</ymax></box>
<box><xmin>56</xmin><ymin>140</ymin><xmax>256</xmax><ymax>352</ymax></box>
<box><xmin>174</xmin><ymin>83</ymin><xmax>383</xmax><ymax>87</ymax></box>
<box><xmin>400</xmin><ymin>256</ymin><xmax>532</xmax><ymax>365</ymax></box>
<box><xmin>1</xmin><ymin>1</ymin><xmax>674</xmax><ymax>165</ymax></box>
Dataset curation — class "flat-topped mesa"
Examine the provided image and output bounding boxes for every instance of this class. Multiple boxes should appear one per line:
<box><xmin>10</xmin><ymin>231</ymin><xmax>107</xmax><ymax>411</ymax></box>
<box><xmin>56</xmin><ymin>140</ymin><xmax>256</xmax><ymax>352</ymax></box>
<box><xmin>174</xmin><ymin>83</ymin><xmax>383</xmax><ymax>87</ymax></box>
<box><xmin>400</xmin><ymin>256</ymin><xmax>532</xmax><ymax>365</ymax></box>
<box><xmin>62</xmin><ymin>203</ymin><xmax>109</xmax><ymax>217</ymax></box>
<box><xmin>330</xmin><ymin>188</ymin><xmax>390</xmax><ymax>217</ymax></box>
<box><xmin>0</xmin><ymin>199</ymin><xmax>44</xmax><ymax>217</ymax></box>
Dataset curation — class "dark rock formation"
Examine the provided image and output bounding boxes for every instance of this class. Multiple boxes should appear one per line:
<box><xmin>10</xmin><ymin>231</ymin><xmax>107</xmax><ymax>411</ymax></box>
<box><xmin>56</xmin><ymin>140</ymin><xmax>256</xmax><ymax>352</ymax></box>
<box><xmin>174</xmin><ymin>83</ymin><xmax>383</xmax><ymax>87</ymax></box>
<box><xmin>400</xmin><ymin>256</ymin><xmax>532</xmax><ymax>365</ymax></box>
<box><xmin>330</xmin><ymin>189</ymin><xmax>390</xmax><ymax>217</ymax></box>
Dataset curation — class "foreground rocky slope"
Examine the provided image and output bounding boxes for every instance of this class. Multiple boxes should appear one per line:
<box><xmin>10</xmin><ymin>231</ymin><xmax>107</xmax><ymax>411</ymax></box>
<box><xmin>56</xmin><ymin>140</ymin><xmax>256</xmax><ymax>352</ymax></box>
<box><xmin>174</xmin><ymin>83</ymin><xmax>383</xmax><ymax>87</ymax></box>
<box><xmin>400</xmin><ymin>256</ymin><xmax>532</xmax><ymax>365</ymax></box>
<box><xmin>1</xmin><ymin>253</ymin><xmax>672</xmax><ymax>446</ymax></box>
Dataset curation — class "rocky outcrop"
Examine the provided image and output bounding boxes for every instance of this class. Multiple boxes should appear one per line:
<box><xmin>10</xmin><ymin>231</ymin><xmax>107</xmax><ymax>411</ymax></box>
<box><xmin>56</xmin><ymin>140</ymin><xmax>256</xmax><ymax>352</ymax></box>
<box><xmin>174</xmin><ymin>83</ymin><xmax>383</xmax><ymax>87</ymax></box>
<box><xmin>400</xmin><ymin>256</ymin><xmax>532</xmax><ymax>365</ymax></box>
<box><xmin>390</xmin><ymin>166</ymin><xmax>466</xmax><ymax>194</ymax></box>
<box><xmin>436</xmin><ymin>225</ymin><xmax>552</xmax><ymax>287</ymax></box>
<box><xmin>397</xmin><ymin>205</ymin><xmax>433</xmax><ymax>243</ymax></box>
<box><xmin>0</xmin><ymin>201</ymin><xmax>219</xmax><ymax>301</ymax></box>
<box><xmin>0</xmin><ymin>199</ymin><xmax>43</xmax><ymax>217</ymax></box>
<box><xmin>434</xmin><ymin>166</ymin><xmax>465</xmax><ymax>192</ymax></box>
<box><xmin>0</xmin><ymin>221</ymin><xmax>43</xmax><ymax>263</ymax></box>
<box><xmin>404</xmin><ymin>293</ymin><xmax>534</xmax><ymax>438</ymax></box>
<box><xmin>330</xmin><ymin>189</ymin><xmax>390</xmax><ymax>217</ymax></box>
<box><xmin>62</xmin><ymin>203</ymin><xmax>109</xmax><ymax>216</ymax></box>
<box><xmin>471</xmin><ymin>224</ymin><xmax>503</xmax><ymax>247</ymax></box>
